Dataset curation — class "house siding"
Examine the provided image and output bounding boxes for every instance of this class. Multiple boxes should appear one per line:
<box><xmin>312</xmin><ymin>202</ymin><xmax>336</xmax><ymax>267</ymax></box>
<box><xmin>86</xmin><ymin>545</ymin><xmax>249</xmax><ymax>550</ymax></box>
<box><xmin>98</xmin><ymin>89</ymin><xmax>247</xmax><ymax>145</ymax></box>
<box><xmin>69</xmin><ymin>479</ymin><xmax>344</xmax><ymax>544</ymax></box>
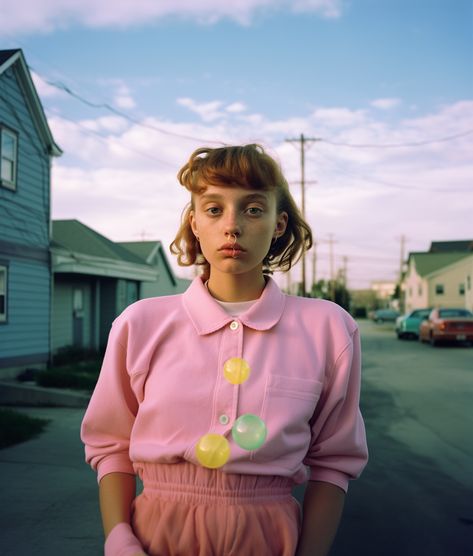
<box><xmin>427</xmin><ymin>257</ymin><xmax>472</xmax><ymax>309</ymax></box>
<box><xmin>404</xmin><ymin>260</ymin><xmax>428</xmax><ymax>312</ymax></box>
<box><xmin>0</xmin><ymin>65</ymin><xmax>51</xmax><ymax>248</ymax></box>
<box><xmin>0</xmin><ymin>259</ymin><xmax>50</xmax><ymax>367</ymax></box>
<box><xmin>0</xmin><ymin>61</ymin><xmax>52</xmax><ymax>374</ymax></box>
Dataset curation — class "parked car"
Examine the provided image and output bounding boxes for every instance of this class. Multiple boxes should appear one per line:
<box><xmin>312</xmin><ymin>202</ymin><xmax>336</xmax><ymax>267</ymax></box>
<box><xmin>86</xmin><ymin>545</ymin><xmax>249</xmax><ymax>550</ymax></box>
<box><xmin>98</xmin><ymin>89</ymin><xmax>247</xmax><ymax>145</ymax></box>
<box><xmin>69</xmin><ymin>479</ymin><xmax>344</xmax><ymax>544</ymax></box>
<box><xmin>419</xmin><ymin>308</ymin><xmax>473</xmax><ymax>346</ymax></box>
<box><xmin>371</xmin><ymin>309</ymin><xmax>400</xmax><ymax>323</ymax></box>
<box><xmin>395</xmin><ymin>308</ymin><xmax>432</xmax><ymax>339</ymax></box>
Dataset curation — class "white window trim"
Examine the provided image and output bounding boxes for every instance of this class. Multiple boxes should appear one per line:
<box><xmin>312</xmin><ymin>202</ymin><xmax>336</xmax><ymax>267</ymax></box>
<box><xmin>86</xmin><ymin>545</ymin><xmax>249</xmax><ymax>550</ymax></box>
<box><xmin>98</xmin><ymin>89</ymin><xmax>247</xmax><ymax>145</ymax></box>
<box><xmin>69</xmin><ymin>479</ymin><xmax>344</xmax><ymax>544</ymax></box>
<box><xmin>1</xmin><ymin>127</ymin><xmax>18</xmax><ymax>191</ymax></box>
<box><xmin>0</xmin><ymin>265</ymin><xmax>7</xmax><ymax>323</ymax></box>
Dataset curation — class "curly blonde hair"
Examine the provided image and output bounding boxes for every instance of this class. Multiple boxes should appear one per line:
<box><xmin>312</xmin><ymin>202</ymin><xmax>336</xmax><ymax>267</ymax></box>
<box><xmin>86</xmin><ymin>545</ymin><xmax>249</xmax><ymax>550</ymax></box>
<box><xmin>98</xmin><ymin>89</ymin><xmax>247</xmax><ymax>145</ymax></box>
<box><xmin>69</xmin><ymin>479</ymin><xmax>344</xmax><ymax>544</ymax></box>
<box><xmin>170</xmin><ymin>144</ymin><xmax>312</xmax><ymax>274</ymax></box>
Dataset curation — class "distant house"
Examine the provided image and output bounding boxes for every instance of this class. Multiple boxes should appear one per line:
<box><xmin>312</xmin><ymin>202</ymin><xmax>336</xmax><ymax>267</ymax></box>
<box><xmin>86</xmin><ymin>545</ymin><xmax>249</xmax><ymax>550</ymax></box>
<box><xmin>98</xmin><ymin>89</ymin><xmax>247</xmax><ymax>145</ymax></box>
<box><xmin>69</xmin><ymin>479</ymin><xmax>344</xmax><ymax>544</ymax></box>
<box><xmin>404</xmin><ymin>251</ymin><xmax>472</xmax><ymax>312</ymax></box>
<box><xmin>0</xmin><ymin>49</ymin><xmax>61</xmax><ymax>377</ymax></box>
<box><xmin>118</xmin><ymin>241</ymin><xmax>191</xmax><ymax>298</ymax></box>
<box><xmin>51</xmin><ymin>220</ymin><xmax>191</xmax><ymax>354</ymax></box>
<box><xmin>51</xmin><ymin>219</ymin><xmax>157</xmax><ymax>353</ymax></box>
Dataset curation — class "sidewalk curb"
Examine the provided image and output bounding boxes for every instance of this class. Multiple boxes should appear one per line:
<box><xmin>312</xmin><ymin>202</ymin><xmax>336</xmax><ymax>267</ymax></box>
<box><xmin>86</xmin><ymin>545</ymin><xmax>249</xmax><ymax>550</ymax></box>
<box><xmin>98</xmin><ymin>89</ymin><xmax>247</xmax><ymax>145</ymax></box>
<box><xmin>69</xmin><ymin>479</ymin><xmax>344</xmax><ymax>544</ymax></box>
<box><xmin>0</xmin><ymin>381</ymin><xmax>90</xmax><ymax>408</ymax></box>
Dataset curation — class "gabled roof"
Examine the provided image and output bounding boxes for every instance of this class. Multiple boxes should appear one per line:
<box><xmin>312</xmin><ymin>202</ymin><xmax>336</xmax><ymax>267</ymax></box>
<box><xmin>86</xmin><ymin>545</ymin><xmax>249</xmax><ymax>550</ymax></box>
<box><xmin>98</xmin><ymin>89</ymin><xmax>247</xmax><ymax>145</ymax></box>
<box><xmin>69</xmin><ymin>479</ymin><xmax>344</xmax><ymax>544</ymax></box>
<box><xmin>429</xmin><ymin>240</ymin><xmax>473</xmax><ymax>253</ymax></box>
<box><xmin>119</xmin><ymin>240</ymin><xmax>177</xmax><ymax>286</ymax></box>
<box><xmin>0</xmin><ymin>48</ymin><xmax>61</xmax><ymax>156</ymax></box>
<box><xmin>52</xmin><ymin>220</ymin><xmax>146</xmax><ymax>264</ymax></box>
<box><xmin>119</xmin><ymin>240</ymin><xmax>160</xmax><ymax>262</ymax></box>
<box><xmin>408</xmin><ymin>251</ymin><xmax>470</xmax><ymax>277</ymax></box>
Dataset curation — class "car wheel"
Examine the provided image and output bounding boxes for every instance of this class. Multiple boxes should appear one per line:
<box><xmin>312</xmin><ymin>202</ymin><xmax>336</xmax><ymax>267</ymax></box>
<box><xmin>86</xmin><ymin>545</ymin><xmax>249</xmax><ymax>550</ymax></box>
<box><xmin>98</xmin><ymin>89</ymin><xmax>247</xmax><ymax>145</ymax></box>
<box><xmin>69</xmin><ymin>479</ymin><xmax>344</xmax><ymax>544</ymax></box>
<box><xmin>396</xmin><ymin>331</ymin><xmax>403</xmax><ymax>339</ymax></box>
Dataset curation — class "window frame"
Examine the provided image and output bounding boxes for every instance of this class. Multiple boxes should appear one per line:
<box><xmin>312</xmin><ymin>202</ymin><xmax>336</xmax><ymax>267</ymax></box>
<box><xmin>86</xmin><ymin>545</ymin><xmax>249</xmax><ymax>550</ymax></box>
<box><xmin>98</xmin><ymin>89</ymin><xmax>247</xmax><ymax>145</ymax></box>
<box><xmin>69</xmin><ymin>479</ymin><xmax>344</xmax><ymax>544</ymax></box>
<box><xmin>0</xmin><ymin>125</ymin><xmax>19</xmax><ymax>191</ymax></box>
<box><xmin>435</xmin><ymin>284</ymin><xmax>444</xmax><ymax>295</ymax></box>
<box><xmin>0</xmin><ymin>264</ymin><xmax>8</xmax><ymax>324</ymax></box>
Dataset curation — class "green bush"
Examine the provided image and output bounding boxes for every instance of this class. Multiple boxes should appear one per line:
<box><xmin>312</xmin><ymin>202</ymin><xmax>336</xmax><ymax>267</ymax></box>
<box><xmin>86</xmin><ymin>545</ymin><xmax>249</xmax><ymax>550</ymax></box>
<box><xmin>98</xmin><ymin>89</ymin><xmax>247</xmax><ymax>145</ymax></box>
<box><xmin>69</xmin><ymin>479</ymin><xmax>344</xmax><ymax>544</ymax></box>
<box><xmin>36</xmin><ymin>369</ymin><xmax>98</xmax><ymax>391</ymax></box>
<box><xmin>52</xmin><ymin>345</ymin><xmax>102</xmax><ymax>367</ymax></box>
<box><xmin>0</xmin><ymin>408</ymin><xmax>50</xmax><ymax>449</ymax></box>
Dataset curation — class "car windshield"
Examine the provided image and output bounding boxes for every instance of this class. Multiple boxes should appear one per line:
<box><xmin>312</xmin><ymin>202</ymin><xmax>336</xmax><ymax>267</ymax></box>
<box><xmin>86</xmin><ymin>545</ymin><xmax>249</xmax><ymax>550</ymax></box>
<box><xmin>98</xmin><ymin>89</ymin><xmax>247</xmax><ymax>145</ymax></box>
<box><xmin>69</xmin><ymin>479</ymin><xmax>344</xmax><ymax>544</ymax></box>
<box><xmin>412</xmin><ymin>310</ymin><xmax>430</xmax><ymax>318</ymax></box>
<box><xmin>438</xmin><ymin>309</ymin><xmax>473</xmax><ymax>318</ymax></box>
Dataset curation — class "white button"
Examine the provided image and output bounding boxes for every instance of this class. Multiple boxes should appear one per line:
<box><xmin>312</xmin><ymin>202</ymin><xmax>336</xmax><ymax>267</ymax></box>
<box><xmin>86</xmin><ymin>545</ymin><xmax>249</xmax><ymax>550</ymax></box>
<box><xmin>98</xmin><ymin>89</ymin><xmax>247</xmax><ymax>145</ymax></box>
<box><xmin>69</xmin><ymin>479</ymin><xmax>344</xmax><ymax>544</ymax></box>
<box><xmin>219</xmin><ymin>414</ymin><xmax>229</xmax><ymax>425</ymax></box>
<box><xmin>230</xmin><ymin>321</ymin><xmax>239</xmax><ymax>330</ymax></box>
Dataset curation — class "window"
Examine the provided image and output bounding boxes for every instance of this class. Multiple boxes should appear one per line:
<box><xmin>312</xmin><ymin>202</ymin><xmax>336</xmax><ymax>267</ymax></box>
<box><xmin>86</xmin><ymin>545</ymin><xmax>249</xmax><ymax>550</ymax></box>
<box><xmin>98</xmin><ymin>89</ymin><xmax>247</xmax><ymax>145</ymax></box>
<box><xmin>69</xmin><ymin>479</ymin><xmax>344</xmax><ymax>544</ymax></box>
<box><xmin>0</xmin><ymin>266</ymin><xmax>7</xmax><ymax>323</ymax></box>
<box><xmin>468</xmin><ymin>275</ymin><xmax>471</xmax><ymax>291</ymax></box>
<box><xmin>1</xmin><ymin>127</ymin><xmax>18</xmax><ymax>190</ymax></box>
<box><xmin>435</xmin><ymin>284</ymin><xmax>444</xmax><ymax>295</ymax></box>
<box><xmin>459</xmin><ymin>283</ymin><xmax>465</xmax><ymax>295</ymax></box>
<box><xmin>418</xmin><ymin>284</ymin><xmax>422</xmax><ymax>296</ymax></box>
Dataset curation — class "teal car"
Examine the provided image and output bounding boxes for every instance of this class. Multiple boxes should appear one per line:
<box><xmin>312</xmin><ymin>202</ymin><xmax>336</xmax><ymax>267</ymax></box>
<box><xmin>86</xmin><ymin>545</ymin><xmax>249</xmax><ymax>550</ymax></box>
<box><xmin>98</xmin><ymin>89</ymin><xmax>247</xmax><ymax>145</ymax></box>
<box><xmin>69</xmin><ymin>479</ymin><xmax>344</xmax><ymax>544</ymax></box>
<box><xmin>396</xmin><ymin>309</ymin><xmax>432</xmax><ymax>339</ymax></box>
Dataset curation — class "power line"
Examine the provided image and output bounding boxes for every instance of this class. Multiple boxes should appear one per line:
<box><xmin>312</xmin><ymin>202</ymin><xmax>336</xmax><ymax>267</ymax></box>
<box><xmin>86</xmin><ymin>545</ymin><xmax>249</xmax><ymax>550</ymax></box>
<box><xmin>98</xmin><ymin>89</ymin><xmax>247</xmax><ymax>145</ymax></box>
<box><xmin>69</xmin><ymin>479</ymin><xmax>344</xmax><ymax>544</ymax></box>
<box><xmin>306</xmin><ymin>148</ymin><xmax>470</xmax><ymax>193</ymax></box>
<box><xmin>321</xmin><ymin>128</ymin><xmax>473</xmax><ymax>149</ymax></box>
<box><xmin>31</xmin><ymin>67</ymin><xmax>225</xmax><ymax>146</ymax></box>
<box><xmin>45</xmin><ymin>110</ymin><xmax>177</xmax><ymax>167</ymax></box>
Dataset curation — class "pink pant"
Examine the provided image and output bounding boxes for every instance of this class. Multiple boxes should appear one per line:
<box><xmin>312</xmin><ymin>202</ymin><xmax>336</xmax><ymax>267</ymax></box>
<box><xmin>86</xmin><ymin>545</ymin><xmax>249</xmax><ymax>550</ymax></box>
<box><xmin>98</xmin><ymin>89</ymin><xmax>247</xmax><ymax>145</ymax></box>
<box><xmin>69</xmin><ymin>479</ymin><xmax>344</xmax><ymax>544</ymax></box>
<box><xmin>131</xmin><ymin>462</ymin><xmax>301</xmax><ymax>556</ymax></box>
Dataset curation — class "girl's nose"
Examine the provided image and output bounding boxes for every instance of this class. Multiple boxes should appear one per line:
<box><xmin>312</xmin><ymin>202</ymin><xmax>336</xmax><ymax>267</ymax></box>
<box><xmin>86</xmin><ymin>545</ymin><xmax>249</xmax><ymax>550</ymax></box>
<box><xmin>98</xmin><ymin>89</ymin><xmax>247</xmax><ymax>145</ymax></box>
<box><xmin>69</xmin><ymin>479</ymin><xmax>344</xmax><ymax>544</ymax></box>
<box><xmin>223</xmin><ymin>211</ymin><xmax>241</xmax><ymax>236</ymax></box>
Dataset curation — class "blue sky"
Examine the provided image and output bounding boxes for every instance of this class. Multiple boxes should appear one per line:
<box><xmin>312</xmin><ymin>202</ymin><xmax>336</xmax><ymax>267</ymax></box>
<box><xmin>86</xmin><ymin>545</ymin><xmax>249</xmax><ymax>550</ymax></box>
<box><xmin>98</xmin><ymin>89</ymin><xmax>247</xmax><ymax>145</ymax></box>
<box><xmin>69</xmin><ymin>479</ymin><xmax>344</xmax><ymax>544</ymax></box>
<box><xmin>2</xmin><ymin>0</ymin><xmax>472</xmax><ymax>288</ymax></box>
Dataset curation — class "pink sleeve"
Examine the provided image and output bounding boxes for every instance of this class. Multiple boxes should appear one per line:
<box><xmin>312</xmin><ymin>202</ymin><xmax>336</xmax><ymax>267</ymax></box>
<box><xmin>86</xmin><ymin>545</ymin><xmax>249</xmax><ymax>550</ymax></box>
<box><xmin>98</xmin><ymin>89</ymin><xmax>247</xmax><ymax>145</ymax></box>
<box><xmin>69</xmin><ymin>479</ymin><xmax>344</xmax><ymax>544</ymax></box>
<box><xmin>80</xmin><ymin>319</ymin><xmax>138</xmax><ymax>482</ymax></box>
<box><xmin>303</xmin><ymin>327</ymin><xmax>368</xmax><ymax>492</ymax></box>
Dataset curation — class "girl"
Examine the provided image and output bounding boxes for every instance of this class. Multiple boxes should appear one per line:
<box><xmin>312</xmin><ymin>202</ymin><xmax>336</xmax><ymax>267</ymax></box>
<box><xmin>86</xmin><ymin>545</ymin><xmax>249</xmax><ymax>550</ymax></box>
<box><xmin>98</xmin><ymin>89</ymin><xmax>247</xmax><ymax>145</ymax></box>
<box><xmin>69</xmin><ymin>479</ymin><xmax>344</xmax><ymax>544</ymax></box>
<box><xmin>81</xmin><ymin>144</ymin><xmax>368</xmax><ymax>556</ymax></box>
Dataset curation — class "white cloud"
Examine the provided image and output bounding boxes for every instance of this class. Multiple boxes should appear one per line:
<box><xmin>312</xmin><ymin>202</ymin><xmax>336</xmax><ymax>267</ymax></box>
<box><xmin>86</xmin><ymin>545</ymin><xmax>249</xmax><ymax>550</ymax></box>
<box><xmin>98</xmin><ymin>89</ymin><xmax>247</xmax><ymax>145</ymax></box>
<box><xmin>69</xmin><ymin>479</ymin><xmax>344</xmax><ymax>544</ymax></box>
<box><xmin>371</xmin><ymin>98</ymin><xmax>401</xmax><ymax>110</ymax></box>
<box><xmin>1</xmin><ymin>0</ymin><xmax>344</xmax><ymax>35</ymax></box>
<box><xmin>48</xmin><ymin>99</ymin><xmax>473</xmax><ymax>288</ymax></box>
<box><xmin>226</xmin><ymin>102</ymin><xmax>247</xmax><ymax>113</ymax></box>
<box><xmin>177</xmin><ymin>97</ymin><xmax>225</xmax><ymax>122</ymax></box>
<box><xmin>311</xmin><ymin>107</ymin><xmax>367</xmax><ymax>128</ymax></box>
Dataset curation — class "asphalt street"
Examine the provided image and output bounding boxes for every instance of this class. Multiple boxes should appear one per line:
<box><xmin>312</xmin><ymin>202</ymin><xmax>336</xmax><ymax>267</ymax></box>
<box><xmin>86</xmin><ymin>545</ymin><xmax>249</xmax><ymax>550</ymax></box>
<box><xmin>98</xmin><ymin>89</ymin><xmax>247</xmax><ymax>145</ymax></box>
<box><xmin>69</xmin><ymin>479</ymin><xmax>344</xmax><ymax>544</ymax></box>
<box><xmin>327</xmin><ymin>320</ymin><xmax>473</xmax><ymax>556</ymax></box>
<box><xmin>1</xmin><ymin>319</ymin><xmax>472</xmax><ymax>555</ymax></box>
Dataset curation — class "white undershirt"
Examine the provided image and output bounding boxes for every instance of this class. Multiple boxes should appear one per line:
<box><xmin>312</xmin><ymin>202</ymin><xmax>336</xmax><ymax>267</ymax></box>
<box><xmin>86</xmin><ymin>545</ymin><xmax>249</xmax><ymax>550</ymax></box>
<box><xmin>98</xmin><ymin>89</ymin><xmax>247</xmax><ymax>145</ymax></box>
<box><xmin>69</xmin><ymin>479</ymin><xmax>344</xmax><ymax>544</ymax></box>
<box><xmin>204</xmin><ymin>281</ymin><xmax>258</xmax><ymax>316</ymax></box>
<box><xmin>214</xmin><ymin>298</ymin><xmax>257</xmax><ymax>317</ymax></box>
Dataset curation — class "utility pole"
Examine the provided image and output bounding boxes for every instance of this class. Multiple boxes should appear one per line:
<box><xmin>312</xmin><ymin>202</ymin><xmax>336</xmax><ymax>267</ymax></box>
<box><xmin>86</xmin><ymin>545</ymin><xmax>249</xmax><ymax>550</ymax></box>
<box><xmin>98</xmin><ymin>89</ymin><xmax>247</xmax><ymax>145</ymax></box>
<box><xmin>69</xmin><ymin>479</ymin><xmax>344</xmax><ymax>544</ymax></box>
<box><xmin>326</xmin><ymin>233</ymin><xmax>337</xmax><ymax>301</ymax></box>
<box><xmin>311</xmin><ymin>243</ymin><xmax>317</xmax><ymax>294</ymax></box>
<box><xmin>342</xmin><ymin>255</ymin><xmax>348</xmax><ymax>287</ymax></box>
<box><xmin>285</xmin><ymin>133</ymin><xmax>321</xmax><ymax>296</ymax></box>
<box><xmin>398</xmin><ymin>234</ymin><xmax>407</xmax><ymax>312</ymax></box>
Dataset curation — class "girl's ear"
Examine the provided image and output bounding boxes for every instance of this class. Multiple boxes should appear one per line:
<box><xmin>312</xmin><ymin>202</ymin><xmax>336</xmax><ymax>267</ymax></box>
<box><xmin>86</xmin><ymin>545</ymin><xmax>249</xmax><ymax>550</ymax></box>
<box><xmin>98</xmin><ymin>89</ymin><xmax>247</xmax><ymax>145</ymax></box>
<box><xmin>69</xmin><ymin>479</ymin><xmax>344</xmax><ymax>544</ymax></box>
<box><xmin>189</xmin><ymin>210</ymin><xmax>198</xmax><ymax>236</ymax></box>
<box><xmin>275</xmin><ymin>211</ymin><xmax>288</xmax><ymax>238</ymax></box>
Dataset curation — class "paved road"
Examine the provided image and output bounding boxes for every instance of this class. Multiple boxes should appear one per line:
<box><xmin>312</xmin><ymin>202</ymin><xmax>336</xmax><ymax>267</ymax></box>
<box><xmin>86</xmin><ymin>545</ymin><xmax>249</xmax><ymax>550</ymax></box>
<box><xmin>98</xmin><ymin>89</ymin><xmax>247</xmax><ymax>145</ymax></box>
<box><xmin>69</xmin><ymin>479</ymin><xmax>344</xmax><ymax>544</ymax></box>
<box><xmin>1</xmin><ymin>319</ymin><xmax>472</xmax><ymax>555</ymax></box>
<box><xmin>328</xmin><ymin>320</ymin><xmax>473</xmax><ymax>556</ymax></box>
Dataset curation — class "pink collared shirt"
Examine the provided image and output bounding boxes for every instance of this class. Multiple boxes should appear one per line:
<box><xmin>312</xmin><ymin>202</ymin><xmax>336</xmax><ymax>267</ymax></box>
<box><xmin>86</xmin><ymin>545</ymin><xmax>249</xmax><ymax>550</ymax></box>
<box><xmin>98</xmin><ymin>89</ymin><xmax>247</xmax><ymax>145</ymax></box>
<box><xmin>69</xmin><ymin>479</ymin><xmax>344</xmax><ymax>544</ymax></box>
<box><xmin>81</xmin><ymin>277</ymin><xmax>368</xmax><ymax>492</ymax></box>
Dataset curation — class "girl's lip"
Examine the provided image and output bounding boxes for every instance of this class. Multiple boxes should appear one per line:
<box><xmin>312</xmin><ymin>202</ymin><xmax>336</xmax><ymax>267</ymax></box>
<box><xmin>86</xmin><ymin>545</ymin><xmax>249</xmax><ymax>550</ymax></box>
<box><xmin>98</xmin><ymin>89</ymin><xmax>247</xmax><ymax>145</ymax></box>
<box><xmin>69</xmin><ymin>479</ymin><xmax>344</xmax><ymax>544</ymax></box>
<box><xmin>220</xmin><ymin>248</ymin><xmax>244</xmax><ymax>257</ymax></box>
<box><xmin>219</xmin><ymin>242</ymin><xmax>245</xmax><ymax>251</ymax></box>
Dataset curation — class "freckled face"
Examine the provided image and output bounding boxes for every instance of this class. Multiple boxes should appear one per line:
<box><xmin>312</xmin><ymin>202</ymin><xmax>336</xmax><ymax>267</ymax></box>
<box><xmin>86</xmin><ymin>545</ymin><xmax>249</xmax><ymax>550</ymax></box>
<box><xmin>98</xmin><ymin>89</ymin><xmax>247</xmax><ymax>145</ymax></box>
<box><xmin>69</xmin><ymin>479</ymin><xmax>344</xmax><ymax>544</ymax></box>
<box><xmin>189</xmin><ymin>185</ymin><xmax>287</xmax><ymax>277</ymax></box>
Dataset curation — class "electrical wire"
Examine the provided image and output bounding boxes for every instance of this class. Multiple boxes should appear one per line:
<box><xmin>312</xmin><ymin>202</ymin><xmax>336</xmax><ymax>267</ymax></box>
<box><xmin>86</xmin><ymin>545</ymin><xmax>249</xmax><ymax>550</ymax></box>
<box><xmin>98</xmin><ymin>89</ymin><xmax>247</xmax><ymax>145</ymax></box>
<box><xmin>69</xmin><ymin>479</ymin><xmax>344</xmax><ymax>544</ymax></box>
<box><xmin>321</xmin><ymin>128</ymin><xmax>473</xmax><ymax>149</ymax></box>
<box><xmin>32</xmin><ymin>68</ymin><xmax>226</xmax><ymax>146</ymax></box>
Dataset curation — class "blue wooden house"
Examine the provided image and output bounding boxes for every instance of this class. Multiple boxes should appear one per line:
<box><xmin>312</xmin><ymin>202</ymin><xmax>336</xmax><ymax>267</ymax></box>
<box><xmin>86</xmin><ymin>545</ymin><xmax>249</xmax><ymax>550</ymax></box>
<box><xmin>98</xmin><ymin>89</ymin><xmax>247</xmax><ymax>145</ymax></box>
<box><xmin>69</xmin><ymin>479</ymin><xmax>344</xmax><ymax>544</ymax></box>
<box><xmin>0</xmin><ymin>49</ymin><xmax>61</xmax><ymax>377</ymax></box>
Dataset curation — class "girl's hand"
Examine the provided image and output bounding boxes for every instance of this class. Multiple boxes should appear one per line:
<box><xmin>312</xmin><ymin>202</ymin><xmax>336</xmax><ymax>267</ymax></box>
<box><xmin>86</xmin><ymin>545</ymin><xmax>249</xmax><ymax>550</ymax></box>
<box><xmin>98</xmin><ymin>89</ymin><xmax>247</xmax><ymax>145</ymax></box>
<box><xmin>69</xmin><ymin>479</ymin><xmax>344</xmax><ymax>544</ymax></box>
<box><xmin>104</xmin><ymin>522</ymin><xmax>146</xmax><ymax>556</ymax></box>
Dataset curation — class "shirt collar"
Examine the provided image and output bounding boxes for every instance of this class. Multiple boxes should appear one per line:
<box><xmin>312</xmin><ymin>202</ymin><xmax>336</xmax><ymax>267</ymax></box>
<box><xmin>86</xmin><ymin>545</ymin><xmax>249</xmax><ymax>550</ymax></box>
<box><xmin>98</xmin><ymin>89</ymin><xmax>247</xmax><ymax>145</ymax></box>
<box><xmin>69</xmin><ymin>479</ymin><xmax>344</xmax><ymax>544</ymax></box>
<box><xmin>182</xmin><ymin>276</ymin><xmax>286</xmax><ymax>336</ymax></box>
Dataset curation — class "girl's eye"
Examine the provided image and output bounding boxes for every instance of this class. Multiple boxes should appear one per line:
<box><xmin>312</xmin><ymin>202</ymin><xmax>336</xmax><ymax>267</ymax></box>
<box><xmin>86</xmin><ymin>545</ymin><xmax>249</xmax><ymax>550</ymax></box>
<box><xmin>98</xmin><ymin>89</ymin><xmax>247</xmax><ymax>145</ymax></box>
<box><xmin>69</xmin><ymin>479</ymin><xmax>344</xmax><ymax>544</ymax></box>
<box><xmin>246</xmin><ymin>206</ymin><xmax>263</xmax><ymax>216</ymax></box>
<box><xmin>206</xmin><ymin>206</ymin><xmax>221</xmax><ymax>216</ymax></box>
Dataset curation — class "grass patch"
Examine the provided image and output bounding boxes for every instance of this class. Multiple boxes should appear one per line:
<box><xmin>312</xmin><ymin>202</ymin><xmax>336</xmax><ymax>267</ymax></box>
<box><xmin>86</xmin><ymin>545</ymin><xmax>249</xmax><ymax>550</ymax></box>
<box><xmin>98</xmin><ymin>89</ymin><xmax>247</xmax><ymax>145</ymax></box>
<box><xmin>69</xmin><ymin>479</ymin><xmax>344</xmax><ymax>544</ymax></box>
<box><xmin>0</xmin><ymin>408</ymin><xmax>50</xmax><ymax>449</ymax></box>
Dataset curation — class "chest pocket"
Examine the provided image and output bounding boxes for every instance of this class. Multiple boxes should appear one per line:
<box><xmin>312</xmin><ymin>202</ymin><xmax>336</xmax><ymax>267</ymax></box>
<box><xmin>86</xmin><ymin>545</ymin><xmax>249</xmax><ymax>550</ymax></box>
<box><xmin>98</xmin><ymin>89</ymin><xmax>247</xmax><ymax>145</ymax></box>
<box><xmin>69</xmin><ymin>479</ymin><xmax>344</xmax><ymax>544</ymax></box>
<box><xmin>262</xmin><ymin>374</ymin><xmax>324</xmax><ymax>425</ymax></box>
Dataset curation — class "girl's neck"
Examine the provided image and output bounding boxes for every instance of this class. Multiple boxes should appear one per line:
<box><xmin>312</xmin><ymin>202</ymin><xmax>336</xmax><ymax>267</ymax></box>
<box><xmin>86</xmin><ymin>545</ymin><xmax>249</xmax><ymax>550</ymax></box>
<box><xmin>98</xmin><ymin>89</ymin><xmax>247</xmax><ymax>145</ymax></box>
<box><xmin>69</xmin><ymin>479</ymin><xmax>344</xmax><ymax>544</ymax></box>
<box><xmin>206</xmin><ymin>270</ymin><xmax>266</xmax><ymax>302</ymax></box>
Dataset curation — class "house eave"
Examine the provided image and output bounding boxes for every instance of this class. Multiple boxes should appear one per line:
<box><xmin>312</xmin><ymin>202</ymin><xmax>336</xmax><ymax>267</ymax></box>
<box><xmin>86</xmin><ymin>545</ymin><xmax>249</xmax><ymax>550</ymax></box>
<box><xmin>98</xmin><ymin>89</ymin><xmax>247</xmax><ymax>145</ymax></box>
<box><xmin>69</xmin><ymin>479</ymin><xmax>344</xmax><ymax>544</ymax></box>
<box><xmin>51</xmin><ymin>248</ymin><xmax>157</xmax><ymax>281</ymax></box>
<box><xmin>1</xmin><ymin>50</ymin><xmax>62</xmax><ymax>157</ymax></box>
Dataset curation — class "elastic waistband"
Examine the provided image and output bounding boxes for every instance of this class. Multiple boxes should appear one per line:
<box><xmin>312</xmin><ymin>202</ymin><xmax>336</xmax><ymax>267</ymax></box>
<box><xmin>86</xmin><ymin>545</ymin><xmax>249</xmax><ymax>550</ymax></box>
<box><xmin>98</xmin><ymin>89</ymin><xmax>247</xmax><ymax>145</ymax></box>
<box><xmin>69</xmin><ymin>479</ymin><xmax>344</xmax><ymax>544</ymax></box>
<box><xmin>134</xmin><ymin>462</ymin><xmax>294</xmax><ymax>505</ymax></box>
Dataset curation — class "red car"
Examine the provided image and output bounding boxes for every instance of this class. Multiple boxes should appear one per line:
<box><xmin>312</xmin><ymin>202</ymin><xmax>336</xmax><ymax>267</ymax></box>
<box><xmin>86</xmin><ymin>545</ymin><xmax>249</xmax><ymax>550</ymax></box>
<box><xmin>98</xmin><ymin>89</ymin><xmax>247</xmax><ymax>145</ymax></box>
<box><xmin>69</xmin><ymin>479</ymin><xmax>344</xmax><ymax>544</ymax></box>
<box><xmin>419</xmin><ymin>308</ymin><xmax>473</xmax><ymax>346</ymax></box>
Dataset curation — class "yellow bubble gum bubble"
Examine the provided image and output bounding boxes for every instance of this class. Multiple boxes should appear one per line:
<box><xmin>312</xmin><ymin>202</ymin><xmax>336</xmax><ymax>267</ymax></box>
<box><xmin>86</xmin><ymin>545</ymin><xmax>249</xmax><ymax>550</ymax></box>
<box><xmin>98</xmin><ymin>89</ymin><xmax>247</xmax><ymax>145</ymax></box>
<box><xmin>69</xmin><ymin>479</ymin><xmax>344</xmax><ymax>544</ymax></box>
<box><xmin>223</xmin><ymin>357</ymin><xmax>251</xmax><ymax>385</ymax></box>
<box><xmin>232</xmin><ymin>414</ymin><xmax>267</xmax><ymax>451</ymax></box>
<box><xmin>195</xmin><ymin>433</ymin><xmax>230</xmax><ymax>469</ymax></box>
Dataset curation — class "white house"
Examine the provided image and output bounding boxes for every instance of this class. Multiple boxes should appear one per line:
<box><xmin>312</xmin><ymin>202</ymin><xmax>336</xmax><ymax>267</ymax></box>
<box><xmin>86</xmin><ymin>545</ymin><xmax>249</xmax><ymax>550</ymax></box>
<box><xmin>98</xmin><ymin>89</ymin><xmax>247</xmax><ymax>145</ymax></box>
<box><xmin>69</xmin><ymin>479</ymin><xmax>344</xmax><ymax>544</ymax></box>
<box><xmin>404</xmin><ymin>252</ymin><xmax>472</xmax><ymax>312</ymax></box>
